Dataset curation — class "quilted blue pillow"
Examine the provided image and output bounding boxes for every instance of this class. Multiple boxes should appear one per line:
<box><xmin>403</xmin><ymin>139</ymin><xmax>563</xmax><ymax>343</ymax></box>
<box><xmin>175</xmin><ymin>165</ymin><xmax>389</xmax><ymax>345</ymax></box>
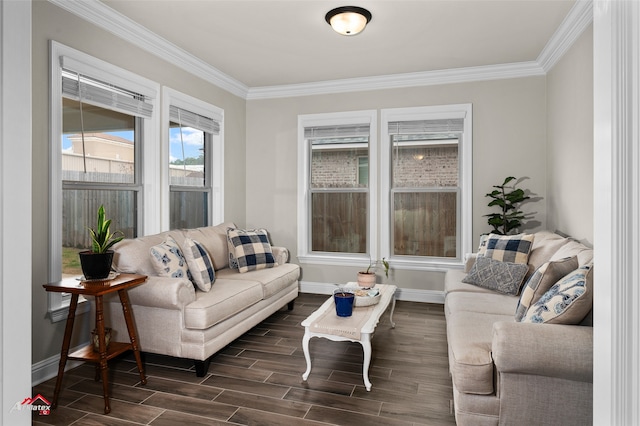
<box><xmin>182</xmin><ymin>238</ymin><xmax>215</xmax><ymax>292</ymax></box>
<box><xmin>227</xmin><ymin>228</ymin><xmax>276</xmax><ymax>273</ymax></box>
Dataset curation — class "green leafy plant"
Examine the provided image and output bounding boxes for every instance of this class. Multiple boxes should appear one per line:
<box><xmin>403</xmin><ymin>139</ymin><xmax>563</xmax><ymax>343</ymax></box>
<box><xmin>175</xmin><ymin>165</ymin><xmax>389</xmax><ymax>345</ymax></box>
<box><xmin>485</xmin><ymin>176</ymin><xmax>530</xmax><ymax>235</ymax></box>
<box><xmin>364</xmin><ymin>257</ymin><xmax>390</xmax><ymax>278</ymax></box>
<box><xmin>88</xmin><ymin>205</ymin><xmax>124</xmax><ymax>253</ymax></box>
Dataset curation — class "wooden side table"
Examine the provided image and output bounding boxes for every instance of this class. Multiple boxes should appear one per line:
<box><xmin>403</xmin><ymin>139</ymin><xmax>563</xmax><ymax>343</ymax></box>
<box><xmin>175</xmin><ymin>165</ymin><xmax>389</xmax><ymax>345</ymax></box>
<box><xmin>43</xmin><ymin>273</ymin><xmax>148</xmax><ymax>414</ymax></box>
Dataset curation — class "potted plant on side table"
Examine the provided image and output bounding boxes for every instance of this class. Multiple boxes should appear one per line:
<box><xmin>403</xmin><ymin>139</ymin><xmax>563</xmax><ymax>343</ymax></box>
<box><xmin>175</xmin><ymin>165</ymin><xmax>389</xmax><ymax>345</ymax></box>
<box><xmin>79</xmin><ymin>204</ymin><xmax>124</xmax><ymax>280</ymax></box>
<box><xmin>357</xmin><ymin>257</ymin><xmax>390</xmax><ymax>288</ymax></box>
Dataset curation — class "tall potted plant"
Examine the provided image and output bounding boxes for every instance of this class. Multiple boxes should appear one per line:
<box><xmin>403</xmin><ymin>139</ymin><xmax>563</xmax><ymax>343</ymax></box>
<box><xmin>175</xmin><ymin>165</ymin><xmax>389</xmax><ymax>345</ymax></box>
<box><xmin>485</xmin><ymin>176</ymin><xmax>531</xmax><ymax>235</ymax></box>
<box><xmin>79</xmin><ymin>205</ymin><xmax>124</xmax><ymax>280</ymax></box>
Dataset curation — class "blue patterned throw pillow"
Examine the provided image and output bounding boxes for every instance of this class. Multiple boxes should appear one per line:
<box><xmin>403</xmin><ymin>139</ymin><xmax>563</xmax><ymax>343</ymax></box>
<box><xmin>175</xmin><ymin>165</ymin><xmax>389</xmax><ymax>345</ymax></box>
<box><xmin>462</xmin><ymin>256</ymin><xmax>529</xmax><ymax>295</ymax></box>
<box><xmin>227</xmin><ymin>228</ymin><xmax>276</xmax><ymax>273</ymax></box>
<box><xmin>515</xmin><ymin>256</ymin><xmax>578</xmax><ymax>321</ymax></box>
<box><xmin>182</xmin><ymin>238</ymin><xmax>215</xmax><ymax>292</ymax></box>
<box><xmin>149</xmin><ymin>236</ymin><xmax>192</xmax><ymax>280</ymax></box>
<box><xmin>522</xmin><ymin>264</ymin><xmax>593</xmax><ymax>324</ymax></box>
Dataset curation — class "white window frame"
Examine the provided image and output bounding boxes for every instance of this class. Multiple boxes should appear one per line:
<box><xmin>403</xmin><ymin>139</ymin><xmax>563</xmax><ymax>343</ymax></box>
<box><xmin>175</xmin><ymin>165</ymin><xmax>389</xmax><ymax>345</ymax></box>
<box><xmin>380</xmin><ymin>104</ymin><xmax>473</xmax><ymax>271</ymax></box>
<box><xmin>161</xmin><ymin>87</ymin><xmax>224</xmax><ymax>230</ymax></box>
<box><xmin>48</xmin><ymin>41</ymin><xmax>160</xmax><ymax>322</ymax></box>
<box><xmin>297</xmin><ymin>110</ymin><xmax>377</xmax><ymax>268</ymax></box>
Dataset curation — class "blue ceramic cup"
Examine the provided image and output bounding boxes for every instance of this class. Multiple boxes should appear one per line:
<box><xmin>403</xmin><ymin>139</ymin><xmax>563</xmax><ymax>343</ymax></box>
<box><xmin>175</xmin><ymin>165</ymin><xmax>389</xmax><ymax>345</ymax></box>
<box><xmin>334</xmin><ymin>289</ymin><xmax>355</xmax><ymax>317</ymax></box>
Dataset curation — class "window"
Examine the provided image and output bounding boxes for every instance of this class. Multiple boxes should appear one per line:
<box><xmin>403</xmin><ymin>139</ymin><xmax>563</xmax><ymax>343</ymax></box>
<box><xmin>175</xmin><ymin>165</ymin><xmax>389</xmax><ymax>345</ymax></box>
<box><xmin>298</xmin><ymin>111</ymin><xmax>377</xmax><ymax>265</ymax></box>
<box><xmin>49</xmin><ymin>42</ymin><xmax>159</xmax><ymax>321</ymax></box>
<box><xmin>381</xmin><ymin>105</ymin><xmax>472</xmax><ymax>269</ymax></box>
<box><xmin>298</xmin><ymin>106</ymin><xmax>471</xmax><ymax>271</ymax></box>
<box><xmin>163</xmin><ymin>88</ymin><xmax>224</xmax><ymax>230</ymax></box>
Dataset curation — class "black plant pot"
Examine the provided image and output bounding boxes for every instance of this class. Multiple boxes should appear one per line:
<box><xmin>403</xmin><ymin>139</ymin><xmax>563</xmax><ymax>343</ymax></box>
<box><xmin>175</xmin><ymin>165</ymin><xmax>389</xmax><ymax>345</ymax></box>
<box><xmin>79</xmin><ymin>250</ymin><xmax>114</xmax><ymax>280</ymax></box>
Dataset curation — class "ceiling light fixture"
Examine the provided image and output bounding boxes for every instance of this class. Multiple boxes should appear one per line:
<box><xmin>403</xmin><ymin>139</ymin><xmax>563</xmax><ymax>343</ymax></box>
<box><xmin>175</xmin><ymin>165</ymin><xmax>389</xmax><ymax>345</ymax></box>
<box><xmin>325</xmin><ymin>6</ymin><xmax>372</xmax><ymax>36</ymax></box>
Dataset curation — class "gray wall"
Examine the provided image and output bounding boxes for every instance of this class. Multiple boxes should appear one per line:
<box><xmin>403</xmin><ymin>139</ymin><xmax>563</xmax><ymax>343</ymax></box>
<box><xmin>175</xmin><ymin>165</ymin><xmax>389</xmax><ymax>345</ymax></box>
<box><xmin>31</xmin><ymin>1</ymin><xmax>247</xmax><ymax>364</ymax></box>
<box><xmin>546</xmin><ymin>25</ymin><xmax>594</xmax><ymax>245</ymax></box>
<box><xmin>246</xmin><ymin>77</ymin><xmax>548</xmax><ymax>291</ymax></box>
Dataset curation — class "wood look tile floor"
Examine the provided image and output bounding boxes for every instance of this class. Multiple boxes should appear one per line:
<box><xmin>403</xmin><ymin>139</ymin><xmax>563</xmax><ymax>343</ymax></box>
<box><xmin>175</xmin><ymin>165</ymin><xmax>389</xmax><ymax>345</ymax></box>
<box><xmin>33</xmin><ymin>293</ymin><xmax>456</xmax><ymax>425</ymax></box>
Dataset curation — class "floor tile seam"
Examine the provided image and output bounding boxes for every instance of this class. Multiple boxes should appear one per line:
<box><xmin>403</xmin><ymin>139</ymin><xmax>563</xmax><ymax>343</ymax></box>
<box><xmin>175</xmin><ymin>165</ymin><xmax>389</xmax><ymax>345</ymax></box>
<box><xmin>215</xmin><ymin>389</ymin><xmax>314</xmax><ymax>421</ymax></box>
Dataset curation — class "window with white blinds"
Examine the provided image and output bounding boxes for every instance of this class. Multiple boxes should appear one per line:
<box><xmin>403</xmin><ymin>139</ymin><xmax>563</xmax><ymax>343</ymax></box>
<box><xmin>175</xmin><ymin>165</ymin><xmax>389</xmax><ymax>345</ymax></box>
<box><xmin>49</xmin><ymin>42</ymin><xmax>160</xmax><ymax>322</ymax></box>
<box><xmin>169</xmin><ymin>105</ymin><xmax>220</xmax><ymax>135</ymax></box>
<box><xmin>298</xmin><ymin>110</ymin><xmax>377</xmax><ymax>263</ymax></box>
<box><xmin>164</xmin><ymin>87</ymin><xmax>224</xmax><ymax>230</ymax></box>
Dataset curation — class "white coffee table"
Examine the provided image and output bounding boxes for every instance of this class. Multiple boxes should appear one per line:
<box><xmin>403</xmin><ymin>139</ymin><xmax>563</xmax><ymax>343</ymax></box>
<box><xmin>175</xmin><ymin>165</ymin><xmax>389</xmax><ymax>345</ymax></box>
<box><xmin>301</xmin><ymin>283</ymin><xmax>397</xmax><ymax>391</ymax></box>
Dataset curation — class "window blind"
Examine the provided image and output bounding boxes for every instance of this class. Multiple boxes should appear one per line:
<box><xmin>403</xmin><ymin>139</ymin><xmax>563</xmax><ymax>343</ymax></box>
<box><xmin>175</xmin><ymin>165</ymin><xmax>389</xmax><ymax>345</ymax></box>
<box><xmin>304</xmin><ymin>124</ymin><xmax>370</xmax><ymax>140</ymax></box>
<box><xmin>170</xmin><ymin>105</ymin><xmax>220</xmax><ymax>135</ymax></box>
<box><xmin>61</xmin><ymin>70</ymin><xmax>153</xmax><ymax>119</ymax></box>
<box><xmin>387</xmin><ymin>118</ymin><xmax>464</xmax><ymax>135</ymax></box>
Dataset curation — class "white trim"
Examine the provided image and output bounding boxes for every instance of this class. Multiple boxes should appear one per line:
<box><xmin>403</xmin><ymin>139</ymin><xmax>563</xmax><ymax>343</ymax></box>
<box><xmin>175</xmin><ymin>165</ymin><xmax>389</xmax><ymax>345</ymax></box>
<box><xmin>593</xmin><ymin>1</ymin><xmax>640</xmax><ymax>424</ymax></box>
<box><xmin>48</xmin><ymin>41</ymin><xmax>160</xmax><ymax>318</ymax></box>
<box><xmin>299</xmin><ymin>281</ymin><xmax>445</xmax><ymax>304</ymax></box>
<box><xmin>380</xmin><ymin>104</ymin><xmax>473</xmax><ymax>269</ymax></box>
<box><xmin>297</xmin><ymin>110</ymin><xmax>377</xmax><ymax>263</ymax></box>
<box><xmin>1</xmin><ymin>1</ymin><xmax>32</xmax><ymax>422</ymax></box>
<box><xmin>161</xmin><ymin>87</ymin><xmax>225</xmax><ymax>230</ymax></box>
<box><xmin>47</xmin><ymin>0</ymin><xmax>591</xmax><ymax>100</ymax></box>
<box><xmin>537</xmin><ymin>0</ymin><xmax>593</xmax><ymax>72</ymax></box>
<box><xmin>47</xmin><ymin>0</ymin><xmax>248</xmax><ymax>99</ymax></box>
<box><xmin>247</xmin><ymin>62</ymin><xmax>545</xmax><ymax>100</ymax></box>
<box><xmin>31</xmin><ymin>343</ymin><xmax>88</xmax><ymax>387</ymax></box>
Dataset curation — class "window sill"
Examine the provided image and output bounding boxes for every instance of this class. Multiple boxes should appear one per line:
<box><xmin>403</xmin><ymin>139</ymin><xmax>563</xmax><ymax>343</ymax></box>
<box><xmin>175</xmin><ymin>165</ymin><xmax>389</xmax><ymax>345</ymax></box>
<box><xmin>298</xmin><ymin>254</ymin><xmax>464</xmax><ymax>272</ymax></box>
<box><xmin>48</xmin><ymin>296</ymin><xmax>90</xmax><ymax>323</ymax></box>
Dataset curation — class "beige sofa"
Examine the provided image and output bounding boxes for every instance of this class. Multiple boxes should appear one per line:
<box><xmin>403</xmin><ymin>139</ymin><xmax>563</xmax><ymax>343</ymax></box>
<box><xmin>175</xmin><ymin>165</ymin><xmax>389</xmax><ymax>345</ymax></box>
<box><xmin>444</xmin><ymin>231</ymin><xmax>593</xmax><ymax>425</ymax></box>
<box><xmin>103</xmin><ymin>222</ymin><xmax>300</xmax><ymax>376</ymax></box>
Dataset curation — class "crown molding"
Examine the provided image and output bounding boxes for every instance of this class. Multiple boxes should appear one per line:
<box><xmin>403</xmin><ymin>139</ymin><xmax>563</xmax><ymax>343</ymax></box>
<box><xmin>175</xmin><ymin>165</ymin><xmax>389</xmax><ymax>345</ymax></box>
<box><xmin>48</xmin><ymin>0</ymin><xmax>249</xmax><ymax>99</ymax></box>
<box><xmin>49</xmin><ymin>0</ymin><xmax>591</xmax><ymax>101</ymax></box>
<box><xmin>246</xmin><ymin>61</ymin><xmax>545</xmax><ymax>100</ymax></box>
<box><xmin>537</xmin><ymin>0</ymin><xmax>593</xmax><ymax>72</ymax></box>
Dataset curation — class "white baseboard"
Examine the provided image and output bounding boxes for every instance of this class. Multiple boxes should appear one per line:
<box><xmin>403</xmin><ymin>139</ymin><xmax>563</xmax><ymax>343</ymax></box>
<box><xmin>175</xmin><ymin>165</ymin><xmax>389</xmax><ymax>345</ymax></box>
<box><xmin>299</xmin><ymin>281</ymin><xmax>445</xmax><ymax>304</ymax></box>
<box><xmin>32</xmin><ymin>342</ymin><xmax>89</xmax><ymax>387</ymax></box>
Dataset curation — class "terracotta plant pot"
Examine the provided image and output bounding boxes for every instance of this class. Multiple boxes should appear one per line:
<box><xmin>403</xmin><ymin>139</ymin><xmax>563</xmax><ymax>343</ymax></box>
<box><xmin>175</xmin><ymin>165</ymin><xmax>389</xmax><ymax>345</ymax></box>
<box><xmin>79</xmin><ymin>250</ymin><xmax>114</xmax><ymax>280</ymax></box>
<box><xmin>357</xmin><ymin>272</ymin><xmax>376</xmax><ymax>288</ymax></box>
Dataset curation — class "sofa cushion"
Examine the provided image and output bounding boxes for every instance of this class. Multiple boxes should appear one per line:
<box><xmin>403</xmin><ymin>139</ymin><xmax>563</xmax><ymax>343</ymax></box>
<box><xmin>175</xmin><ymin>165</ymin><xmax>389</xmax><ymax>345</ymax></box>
<box><xmin>462</xmin><ymin>256</ymin><xmax>529</xmax><ymax>295</ymax></box>
<box><xmin>182</xmin><ymin>238</ymin><xmax>215</xmax><ymax>292</ymax></box>
<box><xmin>549</xmin><ymin>240</ymin><xmax>593</xmax><ymax>267</ymax></box>
<box><xmin>216</xmin><ymin>263</ymin><xmax>300</xmax><ymax>299</ymax></box>
<box><xmin>149</xmin><ymin>235</ymin><xmax>192</xmax><ymax>280</ymax></box>
<box><xmin>445</xmin><ymin>291</ymin><xmax>519</xmax><ymax>318</ymax></box>
<box><xmin>447</xmin><ymin>311</ymin><xmax>513</xmax><ymax>395</ymax></box>
<box><xmin>515</xmin><ymin>256</ymin><xmax>579</xmax><ymax>321</ymax></box>
<box><xmin>179</xmin><ymin>222</ymin><xmax>235</xmax><ymax>270</ymax></box>
<box><xmin>483</xmin><ymin>233</ymin><xmax>534</xmax><ymax>264</ymax></box>
<box><xmin>184</xmin><ymin>279</ymin><xmax>264</xmax><ymax>329</ymax></box>
<box><xmin>112</xmin><ymin>231</ymin><xmax>173</xmax><ymax>276</ymax></box>
<box><xmin>522</xmin><ymin>264</ymin><xmax>593</xmax><ymax>324</ymax></box>
<box><xmin>526</xmin><ymin>231</ymin><xmax>572</xmax><ymax>279</ymax></box>
<box><xmin>227</xmin><ymin>228</ymin><xmax>276</xmax><ymax>273</ymax></box>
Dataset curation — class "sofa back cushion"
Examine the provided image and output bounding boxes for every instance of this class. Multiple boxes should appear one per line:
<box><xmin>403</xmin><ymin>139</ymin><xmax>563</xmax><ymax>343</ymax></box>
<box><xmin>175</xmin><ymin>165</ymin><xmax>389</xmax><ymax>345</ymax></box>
<box><xmin>113</xmin><ymin>222</ymin><xmax>236</xmax><ymax>275</ymax></box>
<box><xmin>181</xmin><ymin>222</ymin><xmax>235</xmax><ymax>270</ymax></box>
<box><xmin>112</xmin><ymin>230</ymin><xmax>174</xmax><ymax>276</ymax></box>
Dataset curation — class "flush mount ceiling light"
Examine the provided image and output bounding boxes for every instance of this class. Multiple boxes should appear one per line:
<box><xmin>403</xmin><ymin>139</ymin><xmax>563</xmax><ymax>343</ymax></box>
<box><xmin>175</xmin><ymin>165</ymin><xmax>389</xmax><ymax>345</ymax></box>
<box><xmin>325</xmin><ymin>6</ymin><xmax>372</xmax><ymax>36</ymax></box>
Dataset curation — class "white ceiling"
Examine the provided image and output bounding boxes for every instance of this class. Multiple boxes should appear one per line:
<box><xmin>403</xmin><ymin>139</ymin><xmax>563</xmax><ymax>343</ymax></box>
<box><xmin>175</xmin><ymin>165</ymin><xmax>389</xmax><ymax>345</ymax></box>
<box><xmin>101</xmin><ymin>0</ymin><xmax>576</xmax><ymax>89</ymax></box>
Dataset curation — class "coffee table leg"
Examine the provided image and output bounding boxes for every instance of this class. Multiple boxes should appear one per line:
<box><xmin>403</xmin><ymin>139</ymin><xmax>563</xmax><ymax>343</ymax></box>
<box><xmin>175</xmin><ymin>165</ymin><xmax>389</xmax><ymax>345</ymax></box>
<box><xmin>302</xmin><ymin>330</ymin><xmax>312</xmax><ymax>381</ymax></box>
<box><xmin>389</xmin><ymin>294</ymin><xmax>396</xmax><ymax>328</ymax></box>
<box><xmin>361</xmin><ymin>334</ymin><xmax>372</xmax><ymax>391</ymax></box>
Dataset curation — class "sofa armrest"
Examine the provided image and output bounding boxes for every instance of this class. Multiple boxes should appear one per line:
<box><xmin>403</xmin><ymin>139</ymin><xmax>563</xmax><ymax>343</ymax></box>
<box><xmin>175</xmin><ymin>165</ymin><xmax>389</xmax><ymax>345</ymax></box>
<box><xmin>492</xmin><ymin>321</ymin><xmax>593</xmax><ymax>383</ymax></box>
<box><xmin>272</xmin><ymin>246</ymin><xmax>289</xmax><ymax>265</ymax></box>
<box><xmin>114</xmin><ymin>276</ymin><xmax>196</xmax><ymax>310</ymax></box>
